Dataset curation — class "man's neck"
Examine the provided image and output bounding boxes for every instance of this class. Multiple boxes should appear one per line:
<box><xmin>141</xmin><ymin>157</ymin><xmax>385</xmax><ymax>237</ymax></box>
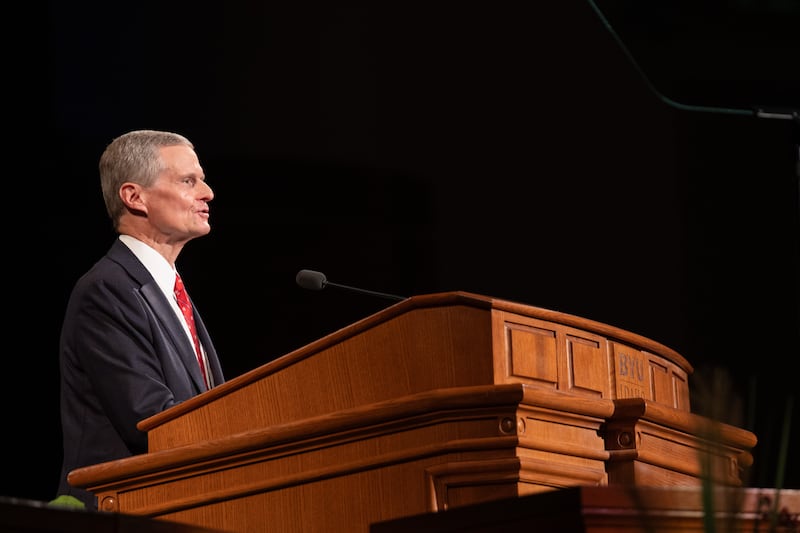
<box><xmin>118</xmin><ymin>230</ymin><xmax>184</xmax><ymax>268</ymax></box>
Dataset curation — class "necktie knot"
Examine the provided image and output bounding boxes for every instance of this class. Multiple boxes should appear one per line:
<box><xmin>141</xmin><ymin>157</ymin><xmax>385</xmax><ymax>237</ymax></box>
<box><xmin>174</xmin><ymin>274</ymin><xmax>191</xmax><ymax>311</ymax></box>
<box><xmin>174</xmin><ymin>273</ymin><xmax>186</xmax><ymax>298</ymax></box>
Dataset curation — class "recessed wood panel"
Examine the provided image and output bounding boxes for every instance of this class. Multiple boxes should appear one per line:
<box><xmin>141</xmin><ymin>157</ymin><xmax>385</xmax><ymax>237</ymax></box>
<box><xmin>565</xmin><ymin>334</ymin><xmax>607</xmax><ymax>397</ymax></box>
<box><xmin>649</xmin><ymin>359</ymin><xmax>674</xmax><ymax>408</ymax></box>
<box><xmin>505</xmin><ymin>323</ymin><xmax>559</xmax><ymax>386</ymax></box>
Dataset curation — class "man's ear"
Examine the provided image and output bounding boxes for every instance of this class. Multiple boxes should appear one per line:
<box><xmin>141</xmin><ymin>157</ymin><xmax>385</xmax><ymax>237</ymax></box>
<box><xmin>120</xmin><ymin>182</ymin><xmax>147</xmax><ymax>216</ymax></box>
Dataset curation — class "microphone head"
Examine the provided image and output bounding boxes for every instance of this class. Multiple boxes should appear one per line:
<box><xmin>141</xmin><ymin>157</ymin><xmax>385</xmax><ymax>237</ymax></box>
<box><xmin>296</xmin><ymin>269</ymin><xmax>327</xmax><ymax>290</ymax></box>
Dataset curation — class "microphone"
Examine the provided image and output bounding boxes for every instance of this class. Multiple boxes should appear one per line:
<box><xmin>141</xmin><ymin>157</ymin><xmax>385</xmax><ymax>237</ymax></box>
<box><xmin>295</xmin><ymin>269</ymin><xmax>406</xmax><ymax>302</ymax></box>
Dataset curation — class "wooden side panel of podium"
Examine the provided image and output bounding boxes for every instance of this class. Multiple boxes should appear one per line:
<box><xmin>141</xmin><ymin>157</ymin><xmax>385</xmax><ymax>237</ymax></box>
<box><xmin>67</xmin><ymin>292</ymin><xmax>757</xmax><ymax>533</ymax></box>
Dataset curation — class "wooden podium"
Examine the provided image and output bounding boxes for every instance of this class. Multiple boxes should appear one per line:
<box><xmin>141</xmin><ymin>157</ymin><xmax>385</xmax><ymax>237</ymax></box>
<box><xmin>68</xmin><ymin>292</ymin><xmax>757</xmax><ymax>532</ymax></box>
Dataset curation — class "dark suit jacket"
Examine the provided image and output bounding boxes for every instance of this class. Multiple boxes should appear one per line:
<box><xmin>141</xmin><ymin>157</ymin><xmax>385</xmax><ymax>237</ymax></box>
<box><xmin>57</xmin><ymin>238</ymin><xmax>225</xmax><ymax>507</ymax></box>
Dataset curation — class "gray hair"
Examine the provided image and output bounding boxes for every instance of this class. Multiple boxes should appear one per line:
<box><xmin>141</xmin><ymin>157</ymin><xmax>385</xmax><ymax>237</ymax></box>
<box><xmin>99</xmin><ymin>129</ymin><xmax>194</xmax><ymax>229</ymax></box>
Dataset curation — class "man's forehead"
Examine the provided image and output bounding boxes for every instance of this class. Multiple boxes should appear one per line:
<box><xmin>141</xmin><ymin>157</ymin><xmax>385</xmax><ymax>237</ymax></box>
<box><xmin>158</xmin><ymin>145</ymin><xmax>202</xmax><ymax>171</ymax></box>
<box><xmin>159</xmin><ymin>144</ymin><xmax>196</xmax><ymax>159</ymax></box>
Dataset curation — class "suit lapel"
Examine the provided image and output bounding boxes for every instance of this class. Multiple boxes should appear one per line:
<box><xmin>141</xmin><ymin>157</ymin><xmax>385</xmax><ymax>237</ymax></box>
<box><xmin>140</xmin><ymin>281</ymin><xmax>208</xmax><ymax>392</ymax></box>
<box><xmin>108</xmin><ymin>240</ymin><xmax>208</xmax><ymax>392</ymax></box>
<box><xmin>107</xmin><ymin>239</ymin><xmax>220</xmax><ymax>391</ymax></box>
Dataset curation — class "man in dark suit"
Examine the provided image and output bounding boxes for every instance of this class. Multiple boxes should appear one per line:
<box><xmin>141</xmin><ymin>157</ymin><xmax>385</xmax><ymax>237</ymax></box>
<box><xmin>56</xmin><ymin>129</ymin><xmax>225</xmax><ymax>509</ymax></box>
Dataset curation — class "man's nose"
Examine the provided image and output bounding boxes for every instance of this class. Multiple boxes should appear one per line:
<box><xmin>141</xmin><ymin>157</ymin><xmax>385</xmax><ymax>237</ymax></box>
<box><xmin>201</xmin><ymin>180</ymin><xmax>214</xmax><ymax>200</ymax></box>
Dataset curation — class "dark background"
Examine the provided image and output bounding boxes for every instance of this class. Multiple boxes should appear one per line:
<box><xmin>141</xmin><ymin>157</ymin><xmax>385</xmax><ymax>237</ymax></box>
<box><xmin>6</xmin><ymin>1</ymin><xmax>799</xmax><ymax>502</ymax></box>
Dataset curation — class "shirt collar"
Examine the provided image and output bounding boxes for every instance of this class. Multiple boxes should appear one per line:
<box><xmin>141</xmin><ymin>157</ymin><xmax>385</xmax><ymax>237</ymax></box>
<box><xmin>118</xmin><ymin>234</ymin><xmax>179</xmax><ymax>296</ymax></box>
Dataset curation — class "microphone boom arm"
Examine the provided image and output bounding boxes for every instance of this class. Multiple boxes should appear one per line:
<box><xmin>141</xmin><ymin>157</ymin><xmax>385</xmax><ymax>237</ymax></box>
<box><xmin>324</xmin><ymin>281</ymin><xmax>405</xmax><ymax>302</ymax></box>
<box><xmin>295</xmin><ymin>269</ymin><xmax>406</xmax><ymax>302</ymax></box>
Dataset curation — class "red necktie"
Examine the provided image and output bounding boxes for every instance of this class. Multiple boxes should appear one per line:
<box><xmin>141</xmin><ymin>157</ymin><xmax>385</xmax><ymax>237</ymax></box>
<box><xmin>174</xmin><ymin>273</ymin><xmax>209</xmax><ymax>390</ymax></box>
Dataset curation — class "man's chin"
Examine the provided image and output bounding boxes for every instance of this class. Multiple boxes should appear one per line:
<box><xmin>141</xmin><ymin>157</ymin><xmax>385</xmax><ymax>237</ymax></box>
<box><xmin>190</xmin><ymin>224</ymin><xmax>212</xmax><ymax>238</ymax></box>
